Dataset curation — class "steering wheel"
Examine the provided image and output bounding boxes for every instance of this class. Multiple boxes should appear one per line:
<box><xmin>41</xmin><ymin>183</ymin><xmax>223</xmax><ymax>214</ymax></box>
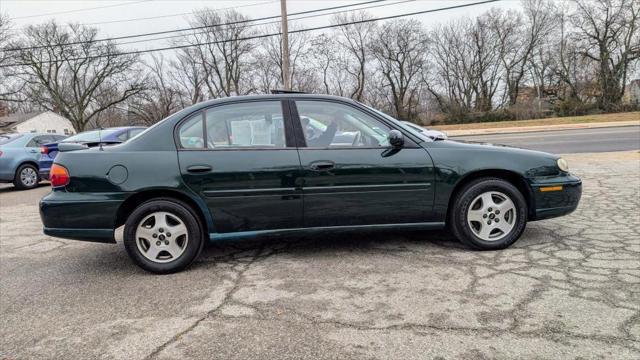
<box><xmin>351</xmin><ymin>131</ymin><xmax>361</xmax><ymax>146</ymax></box>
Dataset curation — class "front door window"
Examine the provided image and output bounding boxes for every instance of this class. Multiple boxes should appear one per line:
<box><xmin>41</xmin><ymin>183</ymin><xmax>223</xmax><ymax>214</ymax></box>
<box><xmin>295</xmin><ymin>101</ymin><xmax>391</xmax><ymax>148</ymax></box>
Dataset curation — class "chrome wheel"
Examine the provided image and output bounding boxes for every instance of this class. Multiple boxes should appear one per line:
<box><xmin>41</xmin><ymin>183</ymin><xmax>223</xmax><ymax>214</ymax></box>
<box><xmin>20</xmin><ymin>167</ymin><xmax>38</xmax><ymax>187</ymax></box>
<box><xmin>135</xmin><ymin>211</ymin><xmax>189</xmax><ymax>263</ymax></box>
<box><xmin>466</xmin><ymin>191</ymin><xmax>517</xmax><ymax>241</ymax></box>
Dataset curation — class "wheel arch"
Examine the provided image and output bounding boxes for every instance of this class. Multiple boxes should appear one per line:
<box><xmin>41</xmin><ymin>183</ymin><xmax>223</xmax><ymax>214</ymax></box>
<box><xmin>115</xmin><ymin>189</ymin><xmax>213</xmax><ymax>234</ymax></box>
<box><xmin>17</xmin><ymin>160</ymin><xmax>40</xmax><ymax>172</ymax></box>
<box><xmin>446</xmin><ymin>169</ymin><xmax>535</xmax><ymax>223</ymax></box>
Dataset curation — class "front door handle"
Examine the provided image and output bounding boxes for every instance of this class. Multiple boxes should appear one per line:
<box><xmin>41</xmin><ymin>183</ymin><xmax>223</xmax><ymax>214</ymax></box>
<box><xmin>186</xmin><ymin>165</ymin><xmax>212</xmax><ymax>173</ymax></box>
<box><xmin>309</xmin><ymin>161</ymin><xmax>335</xmax><ymax>172</ymax></box>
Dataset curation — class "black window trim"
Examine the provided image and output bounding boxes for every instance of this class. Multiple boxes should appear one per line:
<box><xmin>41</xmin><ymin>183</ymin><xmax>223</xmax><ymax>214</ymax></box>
<box><xmin>288</xmin><ymin>98</ymin><xmax>421</xmax><ymax>150</ymax></box>
<box><xmin>174</xmin><ymin>99</ymin><xmax>297</xmax><ymax>151</ymax></box>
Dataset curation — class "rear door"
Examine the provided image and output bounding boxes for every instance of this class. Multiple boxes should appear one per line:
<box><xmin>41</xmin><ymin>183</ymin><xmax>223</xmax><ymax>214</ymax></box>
<box><xmin>177</xmin><ymin>100</ymin><xmax>303</xmax><ymax>234</ymax></box>
<box><xmin>291</xmin><ymin>99</ymin><xmax>435</xmax><ymax>227</ymax></box>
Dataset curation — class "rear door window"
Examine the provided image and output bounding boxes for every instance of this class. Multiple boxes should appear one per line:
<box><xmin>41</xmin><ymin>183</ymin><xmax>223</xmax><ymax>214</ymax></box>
<box><xmin>205</xmin><ymin>101</ymin><xmax>286</xmax><ymax>148</ymax></box>
<box><xmin>178</xmin><ymin>113</ymin><xmax>205</xmax><ymax>149</ymax></box>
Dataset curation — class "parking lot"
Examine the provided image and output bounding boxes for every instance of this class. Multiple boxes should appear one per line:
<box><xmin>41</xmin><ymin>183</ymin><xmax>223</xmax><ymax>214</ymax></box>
<box><xmin>1</xmin><ymin>151</ymin><xmax>639</xmax><ymax>359</ymax></box>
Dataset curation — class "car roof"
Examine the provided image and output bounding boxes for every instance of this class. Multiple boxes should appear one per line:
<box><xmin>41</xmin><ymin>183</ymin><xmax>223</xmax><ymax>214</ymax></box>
<box><xmin>191</xmin><ymin>94</ymin><xmax>357</xmax><ymax>109</ymax></box>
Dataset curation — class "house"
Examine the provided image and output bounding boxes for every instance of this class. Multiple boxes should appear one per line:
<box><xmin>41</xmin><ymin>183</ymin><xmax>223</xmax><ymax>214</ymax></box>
<box><xmin>0</xmin><ymin>111</ymin><xmax>75</xmax><ymax>135</ymax></box>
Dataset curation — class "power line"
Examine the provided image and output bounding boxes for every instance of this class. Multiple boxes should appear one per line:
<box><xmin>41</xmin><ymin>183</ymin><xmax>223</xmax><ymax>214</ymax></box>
<box><xmin>114</xmin><ymin>0</ymin><xmax>417</xmax><ymax>47</ymax></box>
<box><xmin>78</xmin><ymin>0</ymin><xmax>277</xmax><ymax>26</ymax></box>
<box><xmin>1</xmin><ymin>0</ymin><xmax>500</xmax><ymax>68</ymax></box>
<box><xmin>11</xmin><ymin>0</ymin><xmax>152</xmax><ymax>20</ymax></box>
<box><xmin>6</xmin><ymin>0</ymin><xmax>386</xmax><ymax>52</ymax></box>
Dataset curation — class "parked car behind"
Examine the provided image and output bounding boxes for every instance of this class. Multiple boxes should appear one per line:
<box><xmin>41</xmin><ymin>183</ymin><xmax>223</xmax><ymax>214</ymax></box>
<box><xmin>0</xmin><ymin>133</ymin><xmax>67</xmax><ymax>189</ymax></box>
<box><xmin>39</xmin><ymin>126</ymin><xmax>146</xmax><ymax>180</ymax></box>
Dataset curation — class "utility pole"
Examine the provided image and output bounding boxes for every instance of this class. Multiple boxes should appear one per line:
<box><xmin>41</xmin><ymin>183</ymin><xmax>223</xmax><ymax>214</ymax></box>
<box><xmin>280</xmin><ymin>0</ymin><xmax>291</xmax><ymax>90</ymax></box>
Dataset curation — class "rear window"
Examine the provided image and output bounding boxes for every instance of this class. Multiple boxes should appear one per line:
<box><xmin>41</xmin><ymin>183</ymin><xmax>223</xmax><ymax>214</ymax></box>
<box><xmin>62</xmin><ymin>129</ymin><xmax>120</xmax><ymax>143</ymax></box>
<box><xmin>0</xmin><ymin>134</ymin><xmax>23</xmax><ymax>145</ymax></box>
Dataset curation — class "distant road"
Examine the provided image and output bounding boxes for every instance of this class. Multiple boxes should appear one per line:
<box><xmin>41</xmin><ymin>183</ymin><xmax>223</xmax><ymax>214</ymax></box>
<box><xmin>451</xmin><ymin>125</ymin><xmax>640</xmax><ymax>154</ymax></box>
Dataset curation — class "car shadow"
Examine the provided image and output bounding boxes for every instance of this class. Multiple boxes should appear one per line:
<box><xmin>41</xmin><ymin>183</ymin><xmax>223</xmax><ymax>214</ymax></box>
<box><xmin>192</xmin><ymin>229</ymin><xmax>464</xmax><ymax>269</ymax></box>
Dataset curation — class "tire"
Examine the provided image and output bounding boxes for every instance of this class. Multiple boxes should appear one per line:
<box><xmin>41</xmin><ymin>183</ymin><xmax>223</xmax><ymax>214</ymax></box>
<box><xmin>123</xmin><ymin>198</ymin><xmax>204</xmax><ymax>274</ymax></box>
<box><xmin>13</xmin><ymin>163</ymin><xmax>40</xmax><ymax>190</ymax></box>
<box><xmin>449</xmin><ymin>178</ymin><xmax>527</xmax><ymax>250</ymax></box>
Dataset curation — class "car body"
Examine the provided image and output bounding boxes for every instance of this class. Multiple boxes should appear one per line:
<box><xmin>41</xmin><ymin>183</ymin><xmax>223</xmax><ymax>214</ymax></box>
<box><xmin>0</xmin><ymin>133</ymin><xmax>67</xmax><ymax>189</ymax></box>
<box><xmin>39</xmin><ymin>94</ymin><xmax>581</xmax><ymax>273</ymax></box>
<box><xmin>400</xmin><ymin>121</ymin><xmax>448</xmax><ymax>140</ymax></box>
<box><xmin>38</xmin><ymin>126</ymin><xmax>146</xmax><ymax>179</ymax></box>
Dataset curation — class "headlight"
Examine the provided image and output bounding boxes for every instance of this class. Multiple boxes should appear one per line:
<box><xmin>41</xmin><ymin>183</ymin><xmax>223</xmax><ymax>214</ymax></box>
<box><xmin>557</xmin><ymin>158</ymin><xmax>569</xmax><ymax>172</ymax></box>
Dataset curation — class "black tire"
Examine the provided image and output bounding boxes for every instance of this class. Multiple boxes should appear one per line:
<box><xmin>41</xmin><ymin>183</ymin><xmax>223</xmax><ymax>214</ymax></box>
<box><xmin>13</xmin><ymin>163</ymin><xmax>40</xmax><ymax>190</ymax></box>
<box><xmin>123</xmin><ymin>198</ymin><xmax>204</xmax><ymax>274</ymax></box>
<box><xmin>449</xmin><ymin>178</ymin><xmax>527</xmax><ymax>250</ymax></box>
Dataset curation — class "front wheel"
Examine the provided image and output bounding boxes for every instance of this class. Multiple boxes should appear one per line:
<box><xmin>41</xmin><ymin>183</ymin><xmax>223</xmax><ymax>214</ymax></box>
<box><xmin>449</xmin><ymin>178</ymin><xmax>527</xmax><ymax>250</ymax></box>
<box><xmin>123</xmin><ymin>199</ymin><xmax>204</xmax><ymax>274</ymax></box>
<box><xmin>14</xmin><ymin>163</ymin><xmax>40</xmax><ymax>190</ymax></box>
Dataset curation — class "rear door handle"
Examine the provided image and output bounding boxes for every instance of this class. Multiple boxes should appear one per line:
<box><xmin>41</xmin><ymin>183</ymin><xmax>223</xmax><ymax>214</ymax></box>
<box><xmin>309</xmin><ymin>161</ymin><xmax>335</xmax><ymax>171</ymax></box>
<box><xmin>186</xmin><ymin>165</ymin><xmax>212</xmax><ymax>173</ymax></box>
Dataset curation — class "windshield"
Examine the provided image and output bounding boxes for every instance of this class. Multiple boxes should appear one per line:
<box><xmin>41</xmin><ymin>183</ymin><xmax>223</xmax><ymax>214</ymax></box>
<box><xmin>62</xmin><ymin>129</ymin><xmax>121</xmax><ymax>143</ymax></box>
<box><xmin>360</xmin><ymin>104</ymin><xmax>432</xmax><ymax>142</ymax></box>
<box><xmin>0</xmin><ymin>133</ymin><xmax>23</xmax><ymax>145</ymax></box>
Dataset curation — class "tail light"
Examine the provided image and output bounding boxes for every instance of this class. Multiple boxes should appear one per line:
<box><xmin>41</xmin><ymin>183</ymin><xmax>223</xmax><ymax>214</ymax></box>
<box><xmin>41</xmin><ymin>146</ymin><xmax>49</xmax><ymax>154</ymax></box>
<box><xmin>0</xmin><ymin>150</ymin><xmax>3</xmax><ymax>157</ymax></box>
<box><xmin>50</xmin><ymin>164</ymin><xmax>70</xmax><ymax>187</ymax></box>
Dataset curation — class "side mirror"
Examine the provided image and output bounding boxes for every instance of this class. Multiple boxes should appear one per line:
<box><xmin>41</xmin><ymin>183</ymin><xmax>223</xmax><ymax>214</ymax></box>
<box><xmin>388</xmin><ymin>130</ymin><xmax>404</xmax><ymax>148</ymax></box>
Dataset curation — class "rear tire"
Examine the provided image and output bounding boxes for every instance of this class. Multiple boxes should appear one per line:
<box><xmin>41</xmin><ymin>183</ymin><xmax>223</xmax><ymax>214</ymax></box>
<box><xmin>449</xmin><ymin>178</ymin><xmax>527</xmax><ymax>250</ymax></box>
<box><xmin>13</xmin><ymin>163</ymin><xmax>39</xmax><ymax>190</ymax></box>
<box><xmin>123</xmin><ymin>198</ymin><xmax>204</xmax><ymax>274</ymax></box>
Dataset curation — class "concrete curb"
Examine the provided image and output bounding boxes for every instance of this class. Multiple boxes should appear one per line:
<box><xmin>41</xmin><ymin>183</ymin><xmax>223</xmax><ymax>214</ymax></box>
<box><xmin>439</xmin><ymin>120</ymin><xmax>640</xmax><ymax>137</ymax></box>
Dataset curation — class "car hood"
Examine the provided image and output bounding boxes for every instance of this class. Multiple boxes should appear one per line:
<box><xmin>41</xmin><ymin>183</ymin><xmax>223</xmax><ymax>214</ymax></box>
<box><xmin>440</xmin><ymin>139</ymin><xmax>560</xmax><ymax>160</ymax></box>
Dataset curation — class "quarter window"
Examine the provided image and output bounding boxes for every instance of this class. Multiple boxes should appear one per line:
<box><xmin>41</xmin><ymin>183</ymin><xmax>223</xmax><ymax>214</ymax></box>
<box><xmin>295</xmin><ymin>101</ymin><xmax>391</xmax><ymax>148</ymax></box>
<box><xmin>178</xmin><ymin>113</ymin><xmax>205</xmax><ymax>149</ymax></box>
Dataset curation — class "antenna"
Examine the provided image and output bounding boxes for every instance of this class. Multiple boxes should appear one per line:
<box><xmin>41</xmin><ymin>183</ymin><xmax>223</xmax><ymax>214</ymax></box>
<box><xmin>98</xmin><ymin>126</ymin><xmax>104</xmax><ymax>151</ymax></box>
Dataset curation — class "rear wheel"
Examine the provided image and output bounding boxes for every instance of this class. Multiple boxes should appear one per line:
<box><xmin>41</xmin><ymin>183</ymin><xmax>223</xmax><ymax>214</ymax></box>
<box><xmin>123</xmin><ymin>198</ymin><xmax>204</xmax><ymax>274</ymax></box>
<box><xmin>450</xmin><ymin>178</ymin><xmax>527</xmax><ymax>250</ymax></box>
<box><xmin>13</xmin><ymin>163</ymin><xmax>39</xmax><ymax>190</ymax></box>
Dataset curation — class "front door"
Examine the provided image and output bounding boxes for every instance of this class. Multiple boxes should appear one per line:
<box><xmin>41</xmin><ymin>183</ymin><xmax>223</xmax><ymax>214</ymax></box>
<box><xmin>177</xmin><ymin>100</ymin><xmax>303</xmax><ymax>234</ymax></box>
<box><xmin>291</xmin><ymin>99</ymin><xmax>435</xmax><ymax>227</ymax></box>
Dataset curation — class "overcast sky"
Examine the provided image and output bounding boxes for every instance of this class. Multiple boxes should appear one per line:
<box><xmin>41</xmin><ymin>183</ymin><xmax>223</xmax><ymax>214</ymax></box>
<box><xmin>1</xmin><ymin>0</ymin><xmax>522</xmax><ymax>52</ymax></box>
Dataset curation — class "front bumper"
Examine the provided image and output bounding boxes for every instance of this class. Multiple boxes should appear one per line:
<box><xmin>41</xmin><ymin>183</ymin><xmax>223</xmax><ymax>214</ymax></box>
<box><xmin>530</xmin><ymin>174</ymin><xmax>582</xmax><ymax>221</ymax></box>
<box><xmin>39</xmin><ymin>191</ymin><xmax>125</xmax><ymax>243</ymax></box>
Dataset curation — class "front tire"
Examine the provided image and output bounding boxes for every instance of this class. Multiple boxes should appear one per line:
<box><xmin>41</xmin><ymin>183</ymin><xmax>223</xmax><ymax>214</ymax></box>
<box><xmin>450</xmin><ymin>178</ymin><xmax>527</xmax><ymax>250</ymax></box>
<box><xmin>14</xmin><ymin>163</ymin><xmax>39</xmax><ymax>190</ymax></box>
<box><xmin>123</xmin><ymin>198</ymin><xmax>204</xmax><ymax>274</ymax></box>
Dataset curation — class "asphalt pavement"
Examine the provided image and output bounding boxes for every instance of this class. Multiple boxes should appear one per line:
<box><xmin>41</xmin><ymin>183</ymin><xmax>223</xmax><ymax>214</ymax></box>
<box><xmin>1</xmin><ymin>151</ymin><xmax>639</xmax><ymax>359</ymax></box>
<box><xmin>452</xmin><ymin>125</ymin><xmax>640</xmax><ymax>154</ymax></box>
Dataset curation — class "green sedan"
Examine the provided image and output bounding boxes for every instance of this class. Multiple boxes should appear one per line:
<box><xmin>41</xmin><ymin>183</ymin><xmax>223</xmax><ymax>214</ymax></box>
<box><xmin>39</xmin><ymin>94</ymin><xmax>582</xmax><ymax>273</ymax></box>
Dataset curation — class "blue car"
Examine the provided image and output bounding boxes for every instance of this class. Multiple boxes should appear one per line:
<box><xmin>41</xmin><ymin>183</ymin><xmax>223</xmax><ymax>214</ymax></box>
<box><xmin>39</xmin><ymin>126</ymin><xmax>146</xmax><ymax>179</ymax></box>
<box><xmin>0</xmin><ymin>133</ymin><xmax>67</xmax><ymax>189</ymax></box>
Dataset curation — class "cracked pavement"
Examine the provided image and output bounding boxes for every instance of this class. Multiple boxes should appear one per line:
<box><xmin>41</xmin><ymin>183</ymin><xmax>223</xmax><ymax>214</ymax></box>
<box><xmin>1</xmin><ymin>151</ymin><xmax>639</xmax><ymax>359</ymax></box>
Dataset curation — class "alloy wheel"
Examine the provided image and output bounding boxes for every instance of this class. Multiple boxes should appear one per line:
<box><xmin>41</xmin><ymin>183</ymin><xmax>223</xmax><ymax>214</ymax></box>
<box><xmin>20</xmin><ymin>167</ymin><xmax>38</xmax><ymax>187</ymax></box>
<box><xmin>466</xmin><ymin>191</ymin><xmax>517</xmax><ymax>241</ymax></box>
<box><xmin>135</xmin><ymin>211</ymin><xmax>189</xmax><ymax>263</ymax></box>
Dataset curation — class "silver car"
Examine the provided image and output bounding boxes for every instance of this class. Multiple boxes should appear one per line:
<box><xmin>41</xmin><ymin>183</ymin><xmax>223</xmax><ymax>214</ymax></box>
<box><xmin>0</xmin><ymin>133</ymin><xmax>67</xmax><ymax>190</ymax></box>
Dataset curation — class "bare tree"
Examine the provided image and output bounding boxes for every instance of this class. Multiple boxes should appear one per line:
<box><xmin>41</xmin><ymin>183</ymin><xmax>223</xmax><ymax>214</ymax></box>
<box><xmin>180</xmin><ymin>10</ymin><xmax>256</xmax><ymax>98</ymax></box>
<box><xmin>170</xmin><ymin>48</ymin><xmax>206</xmax><ymax>107</ymax></box>
<box><xmin>0</xmin><ymin>14</ymin><xmax>21</xmax><ymax>102</ymax></box>
<box><xmin>572</xmin><ymin>0</ymin><xmax>640</xmax><ymax>110</ymax></box>
<box><xmin>331</xmin><ymin>11</ymin><xmax>376</xmax><ymax>101</ymax></box>
<box><xmin>128</xmin><ymin>55</ymin><xmax>181</xmax><ymax>125</ymax></box>
<box><xmin>11</xmin><ymin>21</ymin><xmax>144</xmax><ymax>131</ymax></box>
<box><xmin>371</xmin><ymin>19</ymin><xmax>429</xmax><ymax>121</ymax></box>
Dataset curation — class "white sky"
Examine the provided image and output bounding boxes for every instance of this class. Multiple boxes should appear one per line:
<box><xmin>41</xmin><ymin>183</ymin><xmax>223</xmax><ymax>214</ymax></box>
<box><xmin>1</xmin><ymin>0</ymin><xmax>522</xmax><ymax>53</ymax></box>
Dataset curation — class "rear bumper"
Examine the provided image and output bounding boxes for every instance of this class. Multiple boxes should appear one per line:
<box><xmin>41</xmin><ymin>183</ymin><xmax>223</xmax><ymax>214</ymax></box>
<box><xmin>43</xmin><ymin>227</ymin><xmax>115</xmax><ymax>243</ymax></box>
<box><xmin>40</xmin><ymin>191</ymin><xmax>124</xmax><ymax>243</ymax></box>
<box><xmin>530</xmin><ymin>174</ymin><xmax>582</xmax><ymax>221</ymax></box>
